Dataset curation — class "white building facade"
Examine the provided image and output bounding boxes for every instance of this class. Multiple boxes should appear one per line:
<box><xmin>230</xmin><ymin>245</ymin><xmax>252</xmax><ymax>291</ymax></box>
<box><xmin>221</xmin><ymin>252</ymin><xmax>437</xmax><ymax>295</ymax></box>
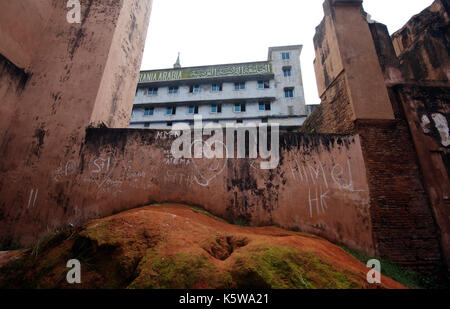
<box><xmin>130</xmin><ymin>45</ymin><xmax>314</xmax><ymax>129</ymax></box>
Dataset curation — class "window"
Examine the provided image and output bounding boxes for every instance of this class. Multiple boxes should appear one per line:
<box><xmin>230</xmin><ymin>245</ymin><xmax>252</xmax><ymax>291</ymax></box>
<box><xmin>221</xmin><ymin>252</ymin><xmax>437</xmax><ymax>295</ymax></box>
<box><xmin>147</xmin><ymin>87</ymin><xmax>158</xmax><ymax>95</ymax></box>
<box><xmin>210</xmin><ymin>104</ymin><xmax>222</xmax><ymax>113</ymax></box>
<box><xmin>262</xmin><ymin>118</ymin><xmax>268</xmax><ymax>123</ymax></box>
<box><xmin>237</xmin><ymin>120</ymin><xmax>243</xmax><ymax>124</ymax></box>
<box><xmin>168</xmin><ymin>86</ymin><xmax>179</xmax><ymax>94</ymax></box>
<box><xmin>189</xmin><ymin>85</ymin><xmax>200</xmax><ymax>93</ymax></box>
<box><xmin>259</xmin><ymin>102</ymin><xmax>271</xmax><ymax>111</ymax></box>
<box><xmin>144</xmin><ymin>123</ymin><xmax>150</xmax><ymax>128</ymax></box>
<box><xmin>166</xmin><ymin>106</ymin><xmax>176</xmax><ymax>115</ymax></box>
<box><xmin>144</xmin><ymin>108</ymin><xmax>154</xmax><ymax>116</ymax></box>
<box><xmin>283</xmin><ymin>67</ymin><xmax>292</xmax><ymax>77</ymax></box>
<box><xmin>234</xmin><ymin>103</ymin><xmax>246</xmax><ymax>112</ymax></box>
<box><xmin>188</xmin><ymin>105</ymin><xmax>199</xmax><ymax>114</ymax></box>
<box><xmin>284</xmin><ymin>88</ymin><xmax>294</xmax><ymax>98</ymax></box>
<box><xmin>282</xmin><ymin>52</ymin><xmax>290</xmax><ymax>60</ymax></box>
<box><xmin>257</xmin><ymin>81</ymin><xmax>270</xmax><ymax>89</ymax></box>
<box><xmin>167</xmin><ymin>122</ymin><xmax>173</xmax><ymax>127</ymax></box>
<box><xmin>234</xmin><ymin>82</ymin><xmax>246</xmax><ymax>90</ymax></box>
<box><xmin>212</xmin><ymin>84</ymin><xmax>222</xmax><ymax>92</ymax></box>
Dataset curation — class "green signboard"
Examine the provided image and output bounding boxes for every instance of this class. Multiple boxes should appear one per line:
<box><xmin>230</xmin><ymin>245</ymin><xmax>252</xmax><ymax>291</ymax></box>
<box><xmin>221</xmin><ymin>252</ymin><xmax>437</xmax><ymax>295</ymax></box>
<box><xmin>139</xmin><ymin>62</ymin><xmax>273</xmax><ymax>83</ymax></box>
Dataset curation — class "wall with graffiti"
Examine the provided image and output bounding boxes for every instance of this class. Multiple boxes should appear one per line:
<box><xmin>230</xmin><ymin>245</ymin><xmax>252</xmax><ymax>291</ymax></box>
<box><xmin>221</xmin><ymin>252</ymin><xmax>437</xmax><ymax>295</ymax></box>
<box><xmin>35</xmin><ymin>128</ymin><xmax>373</xmax><ymax>254</ymax></box>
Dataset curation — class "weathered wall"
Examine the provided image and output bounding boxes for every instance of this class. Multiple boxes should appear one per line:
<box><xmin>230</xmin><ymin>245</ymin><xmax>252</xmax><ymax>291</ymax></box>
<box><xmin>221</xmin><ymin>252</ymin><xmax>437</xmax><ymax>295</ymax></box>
<box><xmin>3</xmin><ymin>128</ymin><xmax>372</xmax><ymax>255</ymax></box>
<box><xmin>301</xmin><ymin>72</ymin><xmax>355</xmax><ymax>134</ymax></box>
<box><xmin>0</xmin><ymin>0</ymin><xmax>447</xmax><ymax>271</ymax></box>
<box><xmin>366</xmin><ymin>20</ymin><xmax>446</xmax><ymax>268</ymax></box>
<box><xmin>391</xmin><ymin>0</ymin><xmax>449</xmax><ymax>83</ymax></box>
<box><xmin>90</xmin><ymin>0</ymin><xmax>152</xmax><ymax>128</ymax></box>
<box><xmin>314</xmin><ymin>0</ymin><xmax>394</xmax><ymax>122</ymax></box>
<box><xmin>386</xmin><ymin>0</ymin><xmax>450</xmax><ymax>266</ymax></box>
<box><xmin>0</xmin><ymin>55</ymin><xmax>31</xmax><ymax>147</ymax></box>
<box><xmin>305</xmin><ymin>0</ymin><xmax>396</xmax><ymax>135</ymax></box>
<box><xmin>306</xmin><ymin>0</ymin><xmax>446</xmax><ymax>269</ymax></box>
<box><xmin>0</xmin><ymin>0</ymin><xmax>53</xmax><ymax>69</ymax></box>
<box><xmin>0</xmin><ymin>0</ymin><xmax>153</xmax><ymax>245</ymax></box>
<box><xmin>369</xmin><ymin>22</ymin><xmax>404</xmax><ymax>86</ymax></box>
<box><xmin>393</xmin><ymin>85</ymin><xmax>450</xmax><ymax>266</ymax></box>
<box><xmin>0</xmin><ymin>0</ymin><xmax>375</xmax><ymax>258</ymax></box>
<box><xmin>356</xmin><ymin>97</ymin><xmax>443</xmax><ymax>269</ymax></box>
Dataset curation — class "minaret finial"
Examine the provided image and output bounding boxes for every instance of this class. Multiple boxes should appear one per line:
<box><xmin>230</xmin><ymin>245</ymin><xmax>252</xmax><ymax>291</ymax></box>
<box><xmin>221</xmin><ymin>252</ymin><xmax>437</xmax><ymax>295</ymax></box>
<box><xmin>174</xmin><ymin>52</ymin><xmax>181</xmax><ymax>69</ymax></box>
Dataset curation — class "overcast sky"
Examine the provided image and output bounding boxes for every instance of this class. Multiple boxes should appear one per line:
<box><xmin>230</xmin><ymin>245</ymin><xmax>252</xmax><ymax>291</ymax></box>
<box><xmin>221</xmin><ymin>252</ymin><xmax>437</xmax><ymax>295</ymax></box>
<box><xmin>140</xmin><ymin>0</ymin><xmax>434</xmax><ymax>105</ymax></box>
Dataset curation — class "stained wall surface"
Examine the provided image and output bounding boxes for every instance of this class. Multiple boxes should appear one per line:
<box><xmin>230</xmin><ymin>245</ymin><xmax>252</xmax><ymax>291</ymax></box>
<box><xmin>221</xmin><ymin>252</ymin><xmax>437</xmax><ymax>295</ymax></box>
<box><xmin>0</xmin><ymin>0</ymin><xmax>53</xmax><ymax>69</ymax></box>
<box><xmin>0</xmin><ymin>0</ymin><xmax>448</xmax><ymax>271</ymax></box>
<box><xmin>305</xmin><ymin>0</ymin><xmax>446</xmax><ymax>269</ymax></box>
<box><xmin>391</xmin><ymin>0</ymin><xmax>449</xmax><ymax>83</ymax></box>
<box><xmin>384</xmin><ymin>0</ymin><xmax>450</xmax><ymax>266</ymax></box>
<box><xmin>11</xmin><ymin>128</ymin><xmax>372</xmax><ymax>255</ymax></box>
<box><xmin>0</xmin><ymin>0</ymin><xmax>375</xmax><ymax>257</ymax></box>
<box><xmin>0</xmin><ymin>0</ymin><xmax>153</xmax><ymax>246</ymax></box>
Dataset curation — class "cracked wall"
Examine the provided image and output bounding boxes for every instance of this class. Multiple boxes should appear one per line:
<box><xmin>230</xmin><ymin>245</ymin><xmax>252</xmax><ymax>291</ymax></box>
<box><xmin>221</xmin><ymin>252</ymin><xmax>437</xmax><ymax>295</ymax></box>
<box><xmin>305</xmin><ymin>0</ymin><xmax>448</xmax><ymax>270</ymax></box>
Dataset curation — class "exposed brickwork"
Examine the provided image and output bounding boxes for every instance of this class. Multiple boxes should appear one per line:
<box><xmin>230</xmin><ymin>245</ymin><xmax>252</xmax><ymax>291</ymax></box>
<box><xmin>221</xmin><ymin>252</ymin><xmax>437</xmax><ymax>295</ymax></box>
<box><xmin>387</xmin><ymin>0</ymin><xmax>450</xmax><ymax>266</ymax></box>
<box><xmin>301</xmin><ymin>72</ymin><xmax>355</xmax><ymax>134</ymax></box>
<box><xmin>0</xmin><ymin>0</ymin><xmax>447</xmax><ymax>272</ymax></box>
<box><xmin>356</xmin><ymin>92</ymin><xmax>442</xmax><ymax>269</ymax></box>
<box><xmin>307</xmin><ymin>0</ymin><xmax>447</xmax><ymax>269</ymax></box>
<box><xmin>303</xmin><ymin>79</ymin><xmax>443</xmax><ymax>270</ymax></box>
<box><xmin>394</xmin><ymin>84</ymin><xmax>450</xmax><ymax>266</ymax></box>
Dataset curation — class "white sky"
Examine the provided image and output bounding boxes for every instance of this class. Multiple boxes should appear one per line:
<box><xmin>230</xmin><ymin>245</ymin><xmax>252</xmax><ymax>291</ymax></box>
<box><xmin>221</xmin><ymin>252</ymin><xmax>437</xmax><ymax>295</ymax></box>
<box><xmin>140</xmin><ymin>0</ymin><xmax>434</xmax><ymax>105</ymax></box>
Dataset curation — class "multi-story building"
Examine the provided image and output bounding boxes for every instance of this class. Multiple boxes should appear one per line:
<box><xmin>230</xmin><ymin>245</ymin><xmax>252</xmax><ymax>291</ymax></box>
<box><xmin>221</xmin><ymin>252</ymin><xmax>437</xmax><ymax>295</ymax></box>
<box><xmin>130</xmin><ymin>45</ymin><xmax>314</xmax><ymax>129</ymax></box>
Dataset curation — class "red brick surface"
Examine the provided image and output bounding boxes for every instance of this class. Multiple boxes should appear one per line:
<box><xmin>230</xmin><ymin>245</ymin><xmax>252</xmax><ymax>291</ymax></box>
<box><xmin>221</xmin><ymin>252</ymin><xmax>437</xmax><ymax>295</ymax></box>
<box><xmin>301</xmin><ymin>72</ymin><xmax>355</xmax><ymax>135</ymax></box>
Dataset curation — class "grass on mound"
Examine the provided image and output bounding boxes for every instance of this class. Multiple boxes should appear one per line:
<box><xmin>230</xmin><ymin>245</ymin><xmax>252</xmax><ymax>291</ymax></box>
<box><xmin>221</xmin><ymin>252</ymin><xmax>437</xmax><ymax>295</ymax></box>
<box><xmin>230</xmin><ymin>245</ymin><xmax>363</xmax><ymax>289</ymax></box>
<box><xmin>340</xmin><ymin>245</ymin><xmax>450</xmax><ymax>289</ymax></box>
<box><xmin>128</xmin><ymin>251</ymin><xmax>231</xmax><ymax>289</ymax></box>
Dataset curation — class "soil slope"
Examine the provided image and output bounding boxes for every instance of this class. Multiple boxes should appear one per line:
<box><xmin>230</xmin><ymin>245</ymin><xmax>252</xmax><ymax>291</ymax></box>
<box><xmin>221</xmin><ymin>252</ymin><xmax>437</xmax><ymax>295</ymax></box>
<box><xmin>0</xmin><ymin>204</ymin><xmax>405</xmax><ymax>289</ymax></box>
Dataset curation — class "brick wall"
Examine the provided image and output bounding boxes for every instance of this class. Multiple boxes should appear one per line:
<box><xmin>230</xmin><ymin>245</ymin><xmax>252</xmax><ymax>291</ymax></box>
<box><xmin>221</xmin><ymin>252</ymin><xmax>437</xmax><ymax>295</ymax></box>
<box><xmin>356</xmin><ymin>91</ymin><xmax>442</xmax><ymax>269</ymax></box>
<box><xmin>301</xmin><ymin>72</ymin><xmax>355</xmax><ymax>134</ymax></box>
<box><xmin>305</xmin><ymin>0</ymin><xmax>446</xmax><ymax>269</ymax></box>
<box><xmin>303</xmin><ymin>80</ymin><xmax>443</xmax><ymax>270</ymax></box>
<box><xmin>394</xmin><ymin>84</ymin><xmax>450</xmax><ymax>266</ymax></box>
